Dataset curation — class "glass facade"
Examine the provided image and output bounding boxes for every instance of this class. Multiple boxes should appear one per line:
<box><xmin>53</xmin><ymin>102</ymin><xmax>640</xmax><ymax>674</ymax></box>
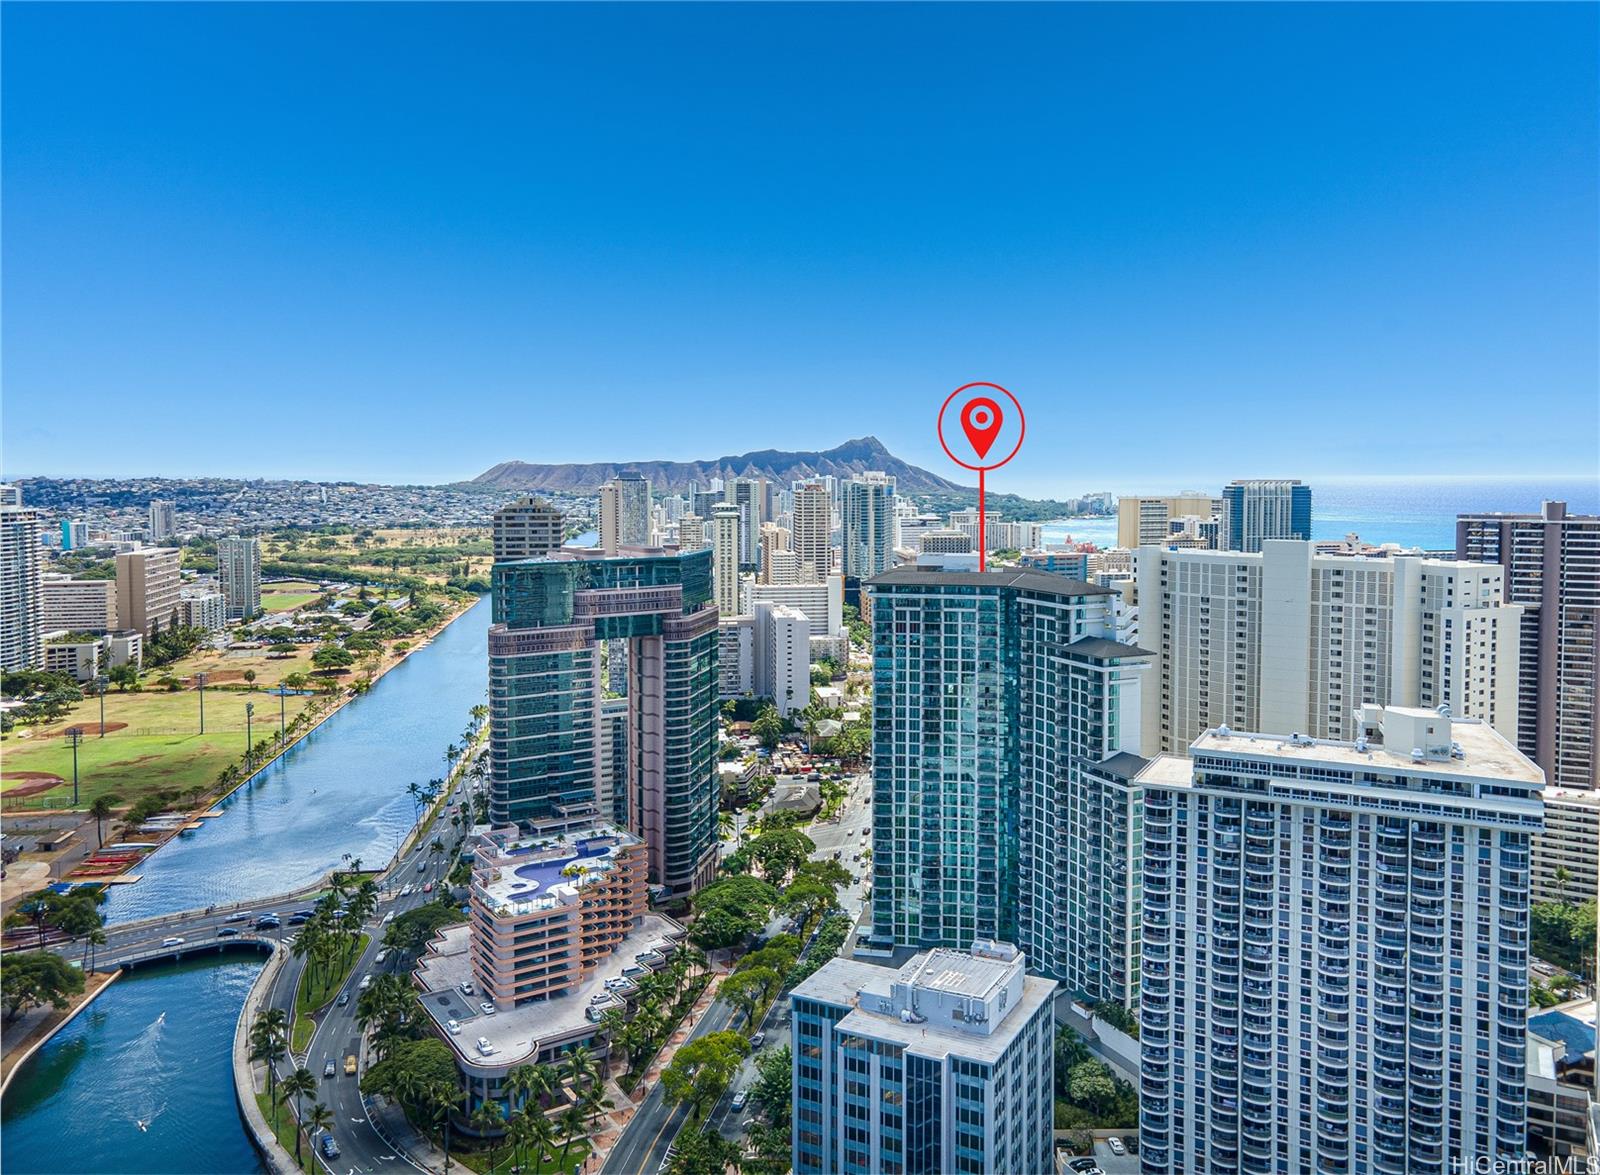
<box><xmin>488</xmin><ymin>548</ymin><xmax>719</xmax><ymax>894</ymax></box>
<box><xmin>867</xmin><ymin>569</ymin><xmax>1151</xmax><ymax>1007</ymax></box>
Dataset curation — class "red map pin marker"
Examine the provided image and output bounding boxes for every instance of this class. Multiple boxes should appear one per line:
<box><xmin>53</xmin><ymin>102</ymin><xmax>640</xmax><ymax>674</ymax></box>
<box><xmin>961</xmin><ymin>397</ymin><xmax>1003</xmax><ymax>460</ymax></box>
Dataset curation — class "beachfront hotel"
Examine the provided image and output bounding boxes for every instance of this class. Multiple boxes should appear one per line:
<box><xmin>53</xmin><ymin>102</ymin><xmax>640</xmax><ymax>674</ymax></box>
<box><xmin>488</xmin><ymin>545</ymin><xmax>720</xmax><ymax>895</ymax></box>
<box><xmin>1135</xmin><ymin>705</ymin><xmax>1544</xmax><ymax>1175</ymax></box>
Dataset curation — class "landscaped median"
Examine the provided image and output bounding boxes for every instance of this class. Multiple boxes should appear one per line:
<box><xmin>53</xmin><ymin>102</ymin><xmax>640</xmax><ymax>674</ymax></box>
<box><xmin>290</xmin><ymin>932</ymin><xmax>369</xmax><ymax>1053</ymax></box>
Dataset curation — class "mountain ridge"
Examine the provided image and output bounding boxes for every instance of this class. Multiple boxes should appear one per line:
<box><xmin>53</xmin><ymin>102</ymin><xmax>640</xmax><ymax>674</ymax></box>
<box><xmin>470</xmin><ymin>436</ymin><xmax>966</xmax><ymax>494</ymax></box>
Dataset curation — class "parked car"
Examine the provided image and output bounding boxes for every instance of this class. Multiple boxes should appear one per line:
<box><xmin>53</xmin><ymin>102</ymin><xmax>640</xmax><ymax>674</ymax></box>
<box><xmin>458</xmin><ymin>980</ymin><xmax>474</xmax><ymax>996</ymax></box>
<box><xmin>1068</xmin><ymin>1159</ymin><xmax>1100</xmax><ymax>1174</ymax></box>
<box><xmin>1107</xmin><ymin>1138</ymin><xmax>1127</xmax><ymax>1157</ymax></box>
<box><xmin>479</xmin><ymin>1002</ymin><xmax>497</xmax><ymax>1016</ymax></box>
<box><xmin>446</xmin><ymin>1019</ymin><xmax>461</xmax><ymax>1036</ymax></box>
<box><xmin>1121</xmin><ymin>1136</ymin><xmax>1138</xmax><ymax>1155</ymax></box>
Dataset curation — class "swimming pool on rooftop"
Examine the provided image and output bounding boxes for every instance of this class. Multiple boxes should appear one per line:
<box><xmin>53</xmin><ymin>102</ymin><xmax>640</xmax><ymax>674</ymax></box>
<box><xmin>504</xmin><ymin>836</ymin><xmax>617</xmax><ymax>893</ymax></box>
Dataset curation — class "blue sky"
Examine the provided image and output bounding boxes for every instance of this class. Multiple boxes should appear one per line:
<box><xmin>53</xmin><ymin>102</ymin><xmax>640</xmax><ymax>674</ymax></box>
<box><xmin>4</xmin><ymin>3</ymin><xmax>1595</xmax><ymax>493</ymax></box>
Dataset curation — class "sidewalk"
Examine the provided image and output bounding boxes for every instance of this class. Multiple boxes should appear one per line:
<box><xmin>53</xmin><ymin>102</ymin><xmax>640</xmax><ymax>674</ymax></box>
<box><xmin>585</xmin><ymin>971</ymin><xmax>727</xmax><ymax>1171</ymax></box>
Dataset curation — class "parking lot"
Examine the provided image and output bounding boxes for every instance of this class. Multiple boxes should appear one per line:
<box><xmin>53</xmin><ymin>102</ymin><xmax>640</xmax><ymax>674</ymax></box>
<box><xmin>1060</xmin><ymin>1135</ymin><xmax>1140</xmax><ymax>1175</ymax></box>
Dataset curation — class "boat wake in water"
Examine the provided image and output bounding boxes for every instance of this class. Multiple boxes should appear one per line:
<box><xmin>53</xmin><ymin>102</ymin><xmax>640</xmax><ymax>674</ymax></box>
<box><xmin>117</xmin><ymin>1012</ymin><xmax>170</xmax><ymax>1133</ymax></box>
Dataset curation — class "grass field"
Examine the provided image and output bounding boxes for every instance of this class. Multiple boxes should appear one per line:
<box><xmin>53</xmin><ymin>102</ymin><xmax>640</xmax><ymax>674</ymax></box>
<box><xmin>264</xmin><ymin>527</ymin><xmax>493</xmax><ymax>588</ymax></box>
<box><xmin>260</xmin><ymin>581</ymin><xmax>325</xmax><ymax>613</ymax></box>
<box><xmin>3</xmin><ymin>598</ymin><xmax>469</xmax><ymax>812</ymax></box>
<box><xmin>1</xmin><ymin>686</ymin><xmax>319</xmax><ymax>806</ymax></box>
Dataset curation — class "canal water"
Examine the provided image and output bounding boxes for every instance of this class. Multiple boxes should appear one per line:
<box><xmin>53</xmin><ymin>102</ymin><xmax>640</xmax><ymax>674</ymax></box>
<box><xmin>2</xmin><ymin>597</ymin><xmax>489</xmax><ymax>1173</ymax></box>
<box><xmin>103</xmin><ymin>596</ymin><xmax>490</xmax><ymax>923</ymax></box>
<box><xmin>2</xmin><ymin>955</ymin><xmax>268</xmax><ymax>1174</ymax></box>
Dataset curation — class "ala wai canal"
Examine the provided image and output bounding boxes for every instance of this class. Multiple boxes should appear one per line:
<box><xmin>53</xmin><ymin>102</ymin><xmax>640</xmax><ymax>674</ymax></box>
<box><xmin>2</xmin><ymin>597</ymin><xmax>490</xmax><ymax>1172</ymax></box>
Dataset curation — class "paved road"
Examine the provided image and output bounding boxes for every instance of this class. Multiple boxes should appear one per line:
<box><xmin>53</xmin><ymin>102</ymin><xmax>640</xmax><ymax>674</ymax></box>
<box><xmin>600</xmin><ymin>995</ymin><xmax>740</xmax><ymax>1175</ymax></box>
<box><xmin>274</xmin><ymin>772</ymin><xmax>475</xmax><ymax>1175</ymax></box>
<box><xmin>607</xmin><ymin>770</ymin><xmax>874</xmax><ymax>1170</ymax></box>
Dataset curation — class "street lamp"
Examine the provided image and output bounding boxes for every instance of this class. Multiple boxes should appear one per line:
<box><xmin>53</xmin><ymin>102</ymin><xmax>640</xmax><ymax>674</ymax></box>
<box><xmin>273</xmin><ymin>685</ymin><xmax>287</xmax><ymax>745</ymax></box>
<box><xmin>94</xmin><ymin>675</ymin><xmax>108</xmax><ymax>737</ymax></box>
<box><xmin>65</xmin><ymin>727</ymin><xmax>84</xmax><ymax>807</ymax></box>
<box><xmin>196</xmin><ymin>671</ymin><xmax>208</xmax><ymax>734</ymax></box>
<box><xmin>245</xmin><ymin>702</ymin><xmax>255</xmax><ymax>770</ymax></box>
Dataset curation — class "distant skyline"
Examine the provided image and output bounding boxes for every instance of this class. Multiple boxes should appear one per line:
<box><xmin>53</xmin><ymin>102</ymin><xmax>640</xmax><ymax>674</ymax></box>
<box><xmin>4</xmin><ymin>4</ymin><xmax>1596</xmax><ymax>495</ymax></box>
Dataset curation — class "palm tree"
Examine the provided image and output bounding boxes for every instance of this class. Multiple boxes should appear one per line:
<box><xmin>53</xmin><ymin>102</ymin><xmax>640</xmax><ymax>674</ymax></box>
<box><xmin>427</xmin><ymin>1081</ymin><xmax>459</xmax><ymax>1173</ymax></box>
<box><xmin>506</xmin><ymin>1110</ymin><xmax>536</xmax><ymax>1174</ymax></box>
<box><xmin>522</xmin><ymin>1107</ymin><xmax>558</xmax><ymax>1172</ymax></box>
<box><xmin>306</xmin><ymin>1102</ymin><xmax>334</xmax><ymax>1153</ymax></box>
<box><xmin>250</xmin><ymin>1010</ymin><xmax>288</xmax><ymax>1126</ymax></box>
<box><xmin>597</xmin><ymin>1007</ymin><xmax>628</xmax><ymax>1074</ymax></box>
<box><xmin>279</xmin><ymin>1066</ymin><xmax>319</xmax><ymax>1164</ymax></box>
<box><xmin>503</xmin><ymin>1064</ymin><xmax>538</xmax><ymax>1115</ymax></box>
<box><xmin>582</xmin><ymin>1084</ymin><xmax>615</xmax><ymax>1132</ymax></box>
<box><xmin>88</xmin><ymin>793</ymin><xmax>121</xmax><ymax>849</ymax></box>
<box><xmin>556</xmin><ymin>1104</ymin><xmax>587</xmax><ymax>1172</ymax></box>
<box><xmin>470</xmin><ymin>1099</ymin><xmax>506</xmax><ymax>1170</ymax></box>
<box><xmin>84</xmin><ymin>926</ymin><xmax>107</xmax><ymax>973</ymax></box>
<box><xmin>564</xmin><ymin>1043</ymin><xmax>599</xmax><ymax>1095</ymax></box>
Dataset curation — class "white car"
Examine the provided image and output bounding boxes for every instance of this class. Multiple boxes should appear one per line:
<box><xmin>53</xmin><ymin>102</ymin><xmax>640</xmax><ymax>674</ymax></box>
<box><xmin>1107</xmin><ymin>1138</ymin><xmax>1126</xmax><ymax>1157</ymax></box>
<box><xmin>445</xmin><ymin>1019</ymin><xmax>461</xmax><ymax>1036</ymax></box>
<box><xmin>479</xmin><ymin>1002</ymin><xmax>497</xmax><ymax>1016</ymax></box>
<box><xmin>475</xmin><ymin>1036</ymin><xmax>496</xmax><ymax>1056</ymax></box>
<box><xmin>458</xmin><ymin>980</ymin><xmax>475</xmax><ymax>996</ymax></box>
<box><xmin>731</xmin><ymin>1090</ymin><xmax>749</xmax><ymax>1111</ymax></box>
<box><xmin>161</xmin><ymin>936</ymin><xmax>185</xmax><ymax>947</ymax></box>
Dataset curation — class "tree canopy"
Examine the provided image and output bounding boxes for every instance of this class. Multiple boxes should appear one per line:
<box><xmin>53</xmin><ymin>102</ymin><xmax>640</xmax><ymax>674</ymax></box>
<box><xmin>2</xmin><ymin>951</ymin><xmax>85</xmax><ymax>1021</ymax></box>
<box><xmin>660</xmin><ymin>1030</ymin><xmax>750</xmax><ymax>1118</ymax></box>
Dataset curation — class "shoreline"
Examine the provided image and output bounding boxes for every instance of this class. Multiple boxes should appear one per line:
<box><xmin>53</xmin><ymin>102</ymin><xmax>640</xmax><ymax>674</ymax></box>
<box><xmin>0</xmin><ymin>597</ymin><xmax>484</xmax><ymax>891</ymax></box>
<box><xmin>0</xmin><ymin>968</ymin><xmax>122</xmax><ymax>1098</ymax></box>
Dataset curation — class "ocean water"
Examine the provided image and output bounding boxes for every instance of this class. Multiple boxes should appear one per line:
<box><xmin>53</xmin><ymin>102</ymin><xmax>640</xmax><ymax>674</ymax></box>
<box><xmin>1040</xmin><ymin>476</ymin><xmax>1597</xmax><ymax>551</ymax></box>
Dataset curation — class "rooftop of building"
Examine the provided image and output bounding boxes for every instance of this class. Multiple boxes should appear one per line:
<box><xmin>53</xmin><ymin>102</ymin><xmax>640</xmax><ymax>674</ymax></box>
<box><xmin>415</xmin><ymin>913</ymin><xmax>684</xmax><ymax>1070</ymax></box>
<box><xmin>1528</xmin><ymin>1000</ymin><xmax>1596</xmax><ymax>1068</ymax></box>
<box><xmin>792</xmin><ymin>944</ymin><xmax>1056</xmax><ymax>1063</ymax></box>
<box><xmin>1064</xmin><ymin>636</ymin><xmax>1152</xmax><ymax>660</ymax></box>
<box><xmin>472</xmin><ymin>823</ymin><xmax>640</xmax><ymax>911</ymax></box>
<box><xmin>867</xmin><ymin>566</ymin><xmax>1112</xmax><ymax>596</ymax></box>
<box><xmin>1144</xmin><ymin>705</ymin><xmax>1543</xmax><ymax>788</ymax></box>
<box><xmin>1088</xmin><ymin>751</ymin><xmax>1149</xmax><ymax>781</ymax></box>
<box><xmin>1543</xmin><ymin>787</ymin><xmax>1600</xmax><ymax>810</ymax></box>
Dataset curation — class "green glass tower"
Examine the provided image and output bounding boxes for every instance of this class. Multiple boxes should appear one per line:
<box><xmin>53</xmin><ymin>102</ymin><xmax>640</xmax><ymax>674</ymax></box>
<box><xmin>866</xmin><ymin>567</ymin><xmax>1152</xmax><ymax>1007</ymax></box>
<box><xmin>490</xmin><ymin>547</ymin><xmax>720</xmax><ymax>895</ymax></box>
